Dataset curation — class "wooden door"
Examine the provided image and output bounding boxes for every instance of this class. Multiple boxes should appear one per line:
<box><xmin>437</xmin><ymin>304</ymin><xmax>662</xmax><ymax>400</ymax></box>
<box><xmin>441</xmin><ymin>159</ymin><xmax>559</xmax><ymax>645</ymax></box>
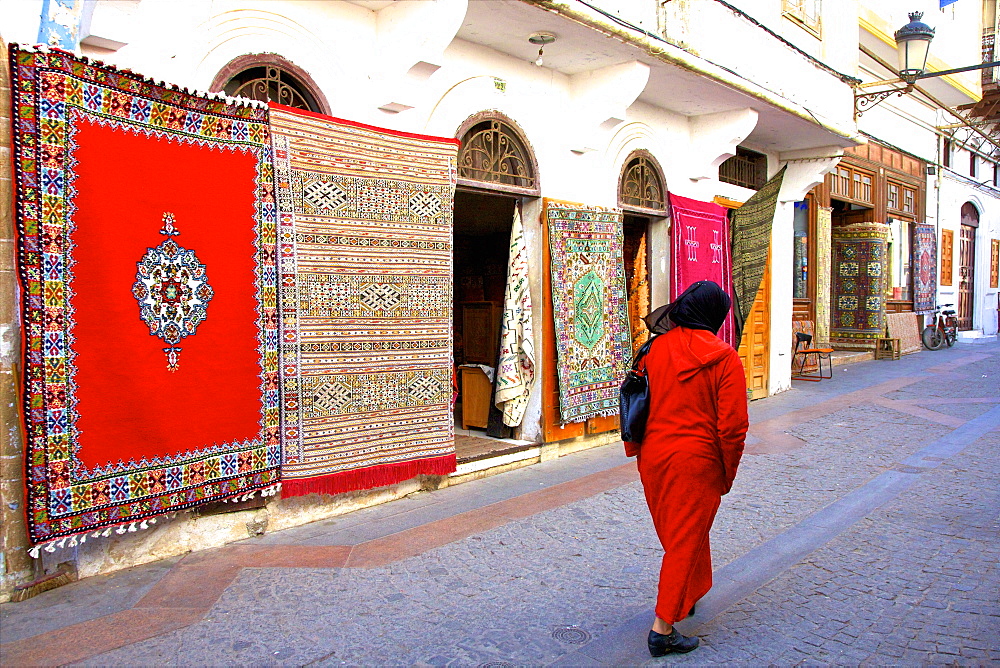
<box><xmin>958</xmin><ymin>224</ymin><xmax>976</xmax><ymax>330</ymax></box>
<box><xmin>737</xmin><ymin>252</ymin><xmax>771</xmax><ymax>400</ymax></box>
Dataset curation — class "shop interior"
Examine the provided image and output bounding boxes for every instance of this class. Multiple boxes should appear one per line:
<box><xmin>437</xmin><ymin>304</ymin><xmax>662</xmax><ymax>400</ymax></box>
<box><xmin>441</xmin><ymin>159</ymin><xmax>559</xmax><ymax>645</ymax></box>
<box><xmin>452</xmin><ymin>190</ymin><xmax>530</xmax><ymax>462</ymax></box>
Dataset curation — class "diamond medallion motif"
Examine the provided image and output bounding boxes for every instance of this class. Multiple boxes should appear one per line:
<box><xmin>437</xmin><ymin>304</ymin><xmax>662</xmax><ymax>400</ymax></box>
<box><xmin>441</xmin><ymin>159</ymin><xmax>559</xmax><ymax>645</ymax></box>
<box><xmin>312</xmin><ymin>381</ymin><xmax>353</xmax><ymax>414</ymax></box>
<box><xmin>303</xmin><ymin>179</ymin><xmax>348</xmax><ymax>211</ymax></box>
<box><xmin>359</xmin><ymin>282</ymin><xmax>401</xmax><ymax>312</ymax></box>
<box><xmin>408</xmin><ymin>192</ymin><xmax>442</xmax><ymax>218</ymax></box>
<box><xmin>132</xmin><ymin>213</ymin><xmax>213</xmax><ymax>371</ymax></box>
<box><xmin>573</xmin><ymin>270</ymin><xmax>605</xmax><ymax>349</ymax></box>
<box><xmin>406</xmin><ymin>375</ymin><xmax>442</xmax><ymax>402</ymax></box>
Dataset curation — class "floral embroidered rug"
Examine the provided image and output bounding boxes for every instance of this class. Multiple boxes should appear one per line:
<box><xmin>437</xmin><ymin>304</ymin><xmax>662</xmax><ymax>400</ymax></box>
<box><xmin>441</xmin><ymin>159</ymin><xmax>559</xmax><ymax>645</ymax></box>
<box><xmin>831</xmin><ymin>223</ymin><xmax>890</xmax><ymax>347</ymax></box>
<box><xmin>668</xmin><ymin>193</ymin><xmax>736</xmax><ymax>348</ymax></box>
<box><xmin>546</xmin><ymin>201</ymin><xmax>630</xmax><ymax>424</ymax></box>
<box><xmin>10</xmin><ymin>45</ymin><xmax>280</xmax><ymax>550</ymax></box>
<box><xmin>271</xmin><ymin>105</ymin><xmax>458</xmax><ymax>497</ymax></box>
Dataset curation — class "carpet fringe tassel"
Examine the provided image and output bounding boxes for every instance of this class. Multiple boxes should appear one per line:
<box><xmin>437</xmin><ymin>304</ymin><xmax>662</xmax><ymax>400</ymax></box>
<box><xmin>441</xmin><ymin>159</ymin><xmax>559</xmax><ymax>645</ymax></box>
<box><xmin>13</xmin><ymin>43</ymin><xmax>268</xmax><ymax>110</ymax></box>
<box><xmin>219</xmin><ymin>482</ymin><xmax>282</xmax><ymax>503</ymax></box>
<box><xmin>27</xmin><ymin>483</ymin><xmax>283</xmax><ymax>559</ymax></box>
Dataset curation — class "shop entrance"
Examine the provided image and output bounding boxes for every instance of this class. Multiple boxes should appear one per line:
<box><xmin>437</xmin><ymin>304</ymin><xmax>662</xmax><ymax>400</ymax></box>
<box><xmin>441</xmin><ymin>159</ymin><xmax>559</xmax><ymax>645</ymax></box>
<box><xmin>958</xmin><ymin>203</ymin><xmax>979</xmax><ymax>330</ymax></box>
<box><xmin>623</xmin><ymin>214</ymin><xmax>652</xmax><ymax>351</ymax></box>
<box><xmin>452</xmin><ymin>189</ymin><xmax>530</xmax><ymax>462</ymax></box>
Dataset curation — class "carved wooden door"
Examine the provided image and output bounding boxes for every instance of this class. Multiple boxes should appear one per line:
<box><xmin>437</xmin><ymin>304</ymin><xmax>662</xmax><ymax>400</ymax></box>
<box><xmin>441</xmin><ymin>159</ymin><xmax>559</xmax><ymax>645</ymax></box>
<box><xmin>958</xmin><ymin>224</ymin><xmax>976</xmax><ymax>330</ymax></box>
<box><xmin>737</xmin><ymin>252</ymin><xmax>771</xmax><ymax>400</ymax></box>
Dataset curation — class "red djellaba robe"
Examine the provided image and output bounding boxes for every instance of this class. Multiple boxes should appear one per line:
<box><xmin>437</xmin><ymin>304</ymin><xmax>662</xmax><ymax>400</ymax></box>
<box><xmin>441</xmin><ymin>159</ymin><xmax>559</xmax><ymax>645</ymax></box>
<box><xmin>625</xmin><ymin>326</ymin><xmax>749</xmax><ymax>624</ymax></box>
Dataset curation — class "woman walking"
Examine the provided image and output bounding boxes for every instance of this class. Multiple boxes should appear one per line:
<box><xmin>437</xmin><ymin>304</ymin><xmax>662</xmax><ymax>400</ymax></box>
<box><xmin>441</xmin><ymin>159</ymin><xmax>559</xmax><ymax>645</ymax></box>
<box><xmin>626</xmin><ymin>280</ymin><xmax>749</xmax><ymax>656</ymax></box>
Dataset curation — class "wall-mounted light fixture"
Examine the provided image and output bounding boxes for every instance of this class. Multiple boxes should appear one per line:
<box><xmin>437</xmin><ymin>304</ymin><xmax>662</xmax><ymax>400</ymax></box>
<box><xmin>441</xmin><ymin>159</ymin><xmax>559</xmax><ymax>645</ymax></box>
<box><xmin>855</xmin><ymin>11</ymin><xmax>1000</xmax><ymax>118</ymax></box>
<box><xmin>529</xmin><ymin>32</ymin><xmax>556</xmax><ymax>67</ymax></box>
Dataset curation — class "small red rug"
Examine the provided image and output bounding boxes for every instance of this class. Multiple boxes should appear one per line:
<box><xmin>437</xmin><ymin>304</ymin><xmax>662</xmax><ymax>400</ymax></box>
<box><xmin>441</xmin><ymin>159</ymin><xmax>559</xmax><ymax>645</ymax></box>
<box><xmin>10</xmin><ymin>45</ymin><xmax>280</xmax><ymax>549</ymax></box>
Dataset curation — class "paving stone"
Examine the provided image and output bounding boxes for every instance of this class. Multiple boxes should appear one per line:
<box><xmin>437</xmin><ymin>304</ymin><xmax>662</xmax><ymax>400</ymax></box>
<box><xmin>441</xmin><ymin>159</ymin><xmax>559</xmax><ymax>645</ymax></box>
<box><xmin>3</xmin><ymin>343</ymin><xmax>996</xmax><ymax>666</ymax></box>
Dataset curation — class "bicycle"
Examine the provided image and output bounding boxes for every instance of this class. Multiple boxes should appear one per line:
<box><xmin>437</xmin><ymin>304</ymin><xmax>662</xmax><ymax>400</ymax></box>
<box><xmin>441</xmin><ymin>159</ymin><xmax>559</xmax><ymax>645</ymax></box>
<box><xmin>921</xmin><ymin>304</ymin><xmax>958</xmax><ymax>350</ymax></box>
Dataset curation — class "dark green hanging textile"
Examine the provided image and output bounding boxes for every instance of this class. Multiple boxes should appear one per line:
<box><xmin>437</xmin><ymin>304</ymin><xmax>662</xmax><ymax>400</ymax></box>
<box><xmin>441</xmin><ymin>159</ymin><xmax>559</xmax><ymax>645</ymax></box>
<box><xmin>730</xmin><ymin>166</ymin><xmax>786</xmax><ymax>340</ymax></box>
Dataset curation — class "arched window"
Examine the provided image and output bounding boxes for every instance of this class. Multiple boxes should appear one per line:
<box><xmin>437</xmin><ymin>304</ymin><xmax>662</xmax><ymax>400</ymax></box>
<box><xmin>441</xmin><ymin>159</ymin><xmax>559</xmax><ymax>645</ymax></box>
<box><xmin>457</xmin><ymin>116</ymin><xmax>538</xmax><ymax>193</ymax></box>
<box><xmin>210</xmin><ymin>55</ymin><xmax>329</xmax><ymax>115</ymax></box>
<box><xmin>618</xmin><ymin>151</ymin><xmax>666</xmax><ymax>213</ymax></box>
<box><xmin>224</xmin><ymin>66</ymin><xmax>320</xmax><ymax>112</ymax></box>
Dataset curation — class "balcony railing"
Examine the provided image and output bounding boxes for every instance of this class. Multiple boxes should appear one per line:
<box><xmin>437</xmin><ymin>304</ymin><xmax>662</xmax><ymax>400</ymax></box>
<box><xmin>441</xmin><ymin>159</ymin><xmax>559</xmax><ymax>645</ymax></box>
<box><xmin>984</xmin><ymin>29</ymin><xmax>998</xmax><ymax>88</ymax></box>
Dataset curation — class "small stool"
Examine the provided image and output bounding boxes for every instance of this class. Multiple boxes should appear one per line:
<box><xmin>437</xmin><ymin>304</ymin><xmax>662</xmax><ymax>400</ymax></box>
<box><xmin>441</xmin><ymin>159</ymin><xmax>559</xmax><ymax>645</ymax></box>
<box><xmin>876</xmin><ymin>337</ymin><xmax>901</xmax><ymax>360</ymax></box>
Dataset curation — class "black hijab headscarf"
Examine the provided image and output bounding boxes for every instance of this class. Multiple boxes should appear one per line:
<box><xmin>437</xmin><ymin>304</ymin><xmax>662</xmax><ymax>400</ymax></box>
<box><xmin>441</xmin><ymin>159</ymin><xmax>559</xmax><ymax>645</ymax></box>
<box><xmin>643</xmin><ymin>280</ymin><xmax>731</xmax><ymax>335</ymax></box>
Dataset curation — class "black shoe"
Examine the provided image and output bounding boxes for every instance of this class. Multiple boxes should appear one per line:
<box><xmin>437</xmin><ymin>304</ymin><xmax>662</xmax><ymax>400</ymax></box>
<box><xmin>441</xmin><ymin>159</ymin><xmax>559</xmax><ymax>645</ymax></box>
<box><xmin>647</xmin><ymin>628</ymin><xmax>700</xmax><ymax>657</ymax></box>
<box><xmin>688</xmin><ymin>603</ymin><xmax>696</xmax><ymax>617</ymax></box>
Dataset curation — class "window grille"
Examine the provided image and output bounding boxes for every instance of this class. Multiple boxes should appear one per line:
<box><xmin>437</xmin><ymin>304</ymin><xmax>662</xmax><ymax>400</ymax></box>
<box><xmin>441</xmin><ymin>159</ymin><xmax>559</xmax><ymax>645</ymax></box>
<box><xmin>902</xmin><ymin>187</ymin><xmax>915</xmax><ymax>214</ymax></box>
<box><xmin>826</xmin><ymin>165</ymin><xmax>874</xmax><ymax>205</ymax></box>
<box><xmin>224</xmin><ymin>66</ymin><xmax>320</xmax><ymax>112</ymax></box>
<box><xmin>458</xmin><ymin>120</ymin><xmax>536</xmax><ymax>189</ymax></box>
<box><xmin>853</xmin><ymin>172</ymin><xmax>872</xmax><ymax>203</ymax></box>
<box><xmin>620</xmin><ymin>154</ymin><xmax>665</xmax><ymax>211</ymax></box>
<box><xmin>887</xmin><ymin>182</ymin><xmax>900</xmax><ymax>210</ymax></box>
<box><xmin>719</xmin><ymin>147</ymin><xmax>767</xmax><ymax>190</ymax></box>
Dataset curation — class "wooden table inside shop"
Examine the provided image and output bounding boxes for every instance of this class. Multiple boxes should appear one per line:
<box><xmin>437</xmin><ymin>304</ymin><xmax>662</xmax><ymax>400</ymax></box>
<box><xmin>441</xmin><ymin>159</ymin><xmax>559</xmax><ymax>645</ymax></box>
<box><xmin>459</xmin><ymin>366</ymin><xmax>491</xmax><ymax>430</ymax></box>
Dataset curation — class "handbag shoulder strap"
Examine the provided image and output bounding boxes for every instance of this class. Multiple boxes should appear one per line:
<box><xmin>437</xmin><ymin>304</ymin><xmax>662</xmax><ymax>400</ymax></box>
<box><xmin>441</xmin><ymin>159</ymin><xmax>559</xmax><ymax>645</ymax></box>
<box><xmin>631</xmin><ymin>335</ymin><xmax>658</xmax><ymax>372</ymax></box>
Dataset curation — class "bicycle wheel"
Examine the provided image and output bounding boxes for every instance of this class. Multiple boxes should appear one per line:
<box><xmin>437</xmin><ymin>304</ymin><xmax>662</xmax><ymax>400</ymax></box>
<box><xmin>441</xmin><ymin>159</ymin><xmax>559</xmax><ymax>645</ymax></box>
<box><xmin>946</xmin><ymin>326</ymin><xmax>957</xmax><ymax>347</ymax></box>
<box><xmin>922</xmin><ymin>326</ymin><xmax>944</xmax><ymax>350</ymax></box>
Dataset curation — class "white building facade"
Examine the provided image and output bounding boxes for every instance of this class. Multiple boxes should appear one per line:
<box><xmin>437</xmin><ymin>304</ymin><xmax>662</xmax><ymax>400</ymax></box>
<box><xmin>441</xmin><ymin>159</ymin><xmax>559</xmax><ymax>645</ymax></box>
<box><xmin>0</xmin><ymin>0</ymin><xmax>987</xmax><ymax>593</ymax></box>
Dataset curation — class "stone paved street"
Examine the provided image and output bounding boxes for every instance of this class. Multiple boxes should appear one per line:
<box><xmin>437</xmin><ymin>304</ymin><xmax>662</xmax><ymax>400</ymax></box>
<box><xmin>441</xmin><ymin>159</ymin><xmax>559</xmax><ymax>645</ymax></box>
<box><xmin>1</xmin><ymin>341</ymin><xmax>998</xmax><ymax>666</ymax></box>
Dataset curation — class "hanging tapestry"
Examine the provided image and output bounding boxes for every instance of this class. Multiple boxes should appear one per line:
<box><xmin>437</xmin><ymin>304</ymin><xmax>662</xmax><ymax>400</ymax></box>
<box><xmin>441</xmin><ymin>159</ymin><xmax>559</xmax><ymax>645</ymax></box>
<box><xmin>913</xmin><ymin>223</ymin><xmax>937</xmax><ymax>313</ymax></box>
<box><xmin>546</xmin><ymin>201</ymin><xmax>630</xmax><ymax>424</ymax></box>
<box><xmin>627</xmin><ymin>233</ymin><xmax>650</xmax><ymax>351</ymax></box>
<box><xmin>9</xmin><ymin>45</ymin><xmax>280</xmax><ymax>550</ymax></box>
<box><xmin>730</xmin><ymin>166</ymin><xmax>785</xmax><ymax>337</ymax></box>
<box><xmin>271</xmin><ymin>105</ymin><xmax>458</xmax><ymax>497</ymax></box>
<box><xmin>815</xmin><ymin>207</ymin><xmax>833</xmax><ymax>346</ymax></box>
<box><xmin>831</xmin><ymin>223</ymin><xmax>889</xmax><ymax>347</ymax></box>
<box><xmin>668</xmin><ymin>193</ymin><xmax>736</xmax><ymax>347</ymax></box>
<box><xmin>495</xmin><ymin>208</ymin><xmax>535</xmax><ymax>427</ymax></box>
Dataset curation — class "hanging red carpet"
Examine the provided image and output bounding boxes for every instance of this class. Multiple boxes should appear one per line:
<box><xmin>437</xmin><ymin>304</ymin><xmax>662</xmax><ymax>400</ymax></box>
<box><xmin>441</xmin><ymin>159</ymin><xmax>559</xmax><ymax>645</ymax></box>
<box><xmin>668</xmin><ymin>193</ymin><xmax>736</xmax><ymax>348</ymax></box>
<box><xmin>9</xmin><ymin>45</ymin><xmax>280</xmax><ymax>550</ymax></box>
<box><xmin>271</xmin><ymin>105</ymin><xmax>458</xmax><ymax>497</ymax></box>
<box><xmin>912</xmin><ymin>223</ymin><xmax>937</xmax><ymax>314</ymax></box>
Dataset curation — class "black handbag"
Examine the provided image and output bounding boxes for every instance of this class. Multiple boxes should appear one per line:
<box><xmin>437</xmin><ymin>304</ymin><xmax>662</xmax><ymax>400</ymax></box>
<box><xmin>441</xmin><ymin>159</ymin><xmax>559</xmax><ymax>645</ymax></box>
<box><xmin>620</xmin><ymin>336</ymin><xmax>656</xmax><ymax>443</ymax></box>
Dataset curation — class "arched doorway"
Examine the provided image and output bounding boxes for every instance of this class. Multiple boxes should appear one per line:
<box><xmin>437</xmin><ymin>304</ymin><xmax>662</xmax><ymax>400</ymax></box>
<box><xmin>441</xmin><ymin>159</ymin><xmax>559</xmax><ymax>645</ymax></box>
<box><xmin>452</xmin><ymin>113</ymin><xmax>539</xmax><ymax>453</ymax></box>
<box><xmin>958</xmin><ymin>202</ymin><xmax>979</xmax><ymax>330</ymax></box>
<box><xmin>617</xmin><ymin>150</ymin><xmax>666</xmax><ymax>353</ymax></box>
<box><xmin>210</xmin><ymin>54</ymin><xmax>329</xmax><ymax>114</ymax></box>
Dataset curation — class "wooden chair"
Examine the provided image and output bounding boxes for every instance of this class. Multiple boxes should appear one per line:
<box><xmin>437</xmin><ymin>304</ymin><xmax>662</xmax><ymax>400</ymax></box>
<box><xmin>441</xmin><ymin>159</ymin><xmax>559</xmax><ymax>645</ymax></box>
<box><xmin>792</xmin><ymin>321</ymin><xmax>833</xmax><ymax>381</ymax></box>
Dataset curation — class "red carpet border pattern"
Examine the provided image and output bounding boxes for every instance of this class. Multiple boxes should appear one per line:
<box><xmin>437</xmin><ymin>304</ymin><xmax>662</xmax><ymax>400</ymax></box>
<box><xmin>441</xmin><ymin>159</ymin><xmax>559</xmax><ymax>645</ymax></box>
<box><xmin>8</xmin><ymin>44</ymin><xmax>280</xmax><ymax>551</ymax></box>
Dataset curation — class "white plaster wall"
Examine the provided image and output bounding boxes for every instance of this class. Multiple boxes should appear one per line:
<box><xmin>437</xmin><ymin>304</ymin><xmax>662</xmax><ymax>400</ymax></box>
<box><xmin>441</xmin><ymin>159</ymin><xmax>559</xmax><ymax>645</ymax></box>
<box><xmin>860</xmin><ymin>0</ymin><xmax>982</xmax><ymax>97</ymax></box>
<box><xmin>659</xmin><ymin>0</ymin><xmax>856</xmax><ymax>131</ymax></box>
<box><xmin>937</xmin><ymin>174</ymin><xmax>1000</xmax><ymax>336</ymax></box>
<box><xmin>0</xmin><ymin>0</ymin><xmax>44</xmax><ymax>44</ymax></box>
<box><xmin>769</xmin><ymin>199</ymin><xmax>796</xmax><ymax>395</ymax></box>
<box><xmin>1</xmin><ymin>0</ymin><xmax>867</xmax><ymax>584</ymax></box>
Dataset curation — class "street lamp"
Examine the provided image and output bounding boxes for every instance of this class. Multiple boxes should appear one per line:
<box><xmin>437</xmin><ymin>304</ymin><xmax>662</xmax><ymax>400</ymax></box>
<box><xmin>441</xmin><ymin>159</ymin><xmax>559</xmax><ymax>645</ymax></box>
<box><xmin>894</xmin><ymin>12</ymin><xmax>935</xmax><ymax>83</ymax></box>
<box><xmin>854</xmin><ymin>11</ymin><xmax>999</xmax><ymax>118</ymax></box>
